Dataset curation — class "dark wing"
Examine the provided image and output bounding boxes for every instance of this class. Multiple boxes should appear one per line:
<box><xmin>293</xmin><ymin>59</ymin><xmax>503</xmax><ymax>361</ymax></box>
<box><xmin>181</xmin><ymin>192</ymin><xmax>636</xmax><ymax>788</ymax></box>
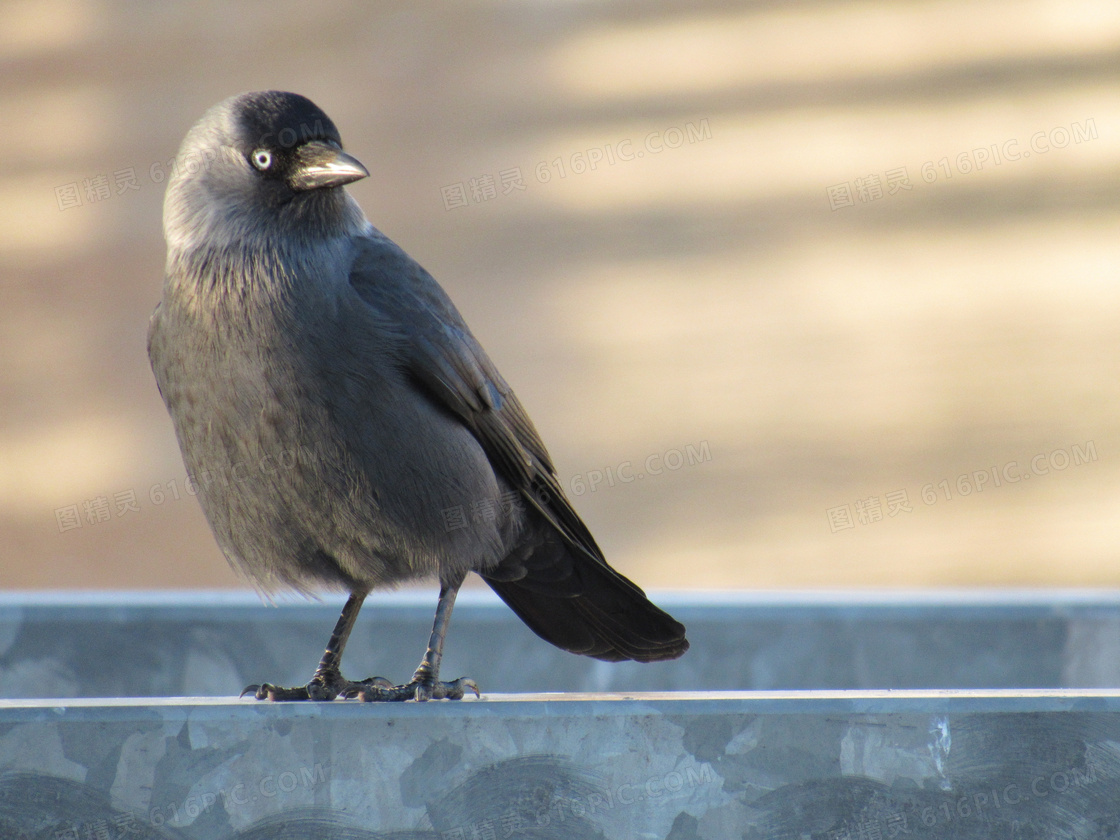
<box><xmin>347</xmin><ymin>232</ymin><xmax>688</xmax><ymax>662</ymax></box>
<box><xmin>346</xmin><ymin>232</ymin><xmax>604</xmax><ymax>562</ymax></box>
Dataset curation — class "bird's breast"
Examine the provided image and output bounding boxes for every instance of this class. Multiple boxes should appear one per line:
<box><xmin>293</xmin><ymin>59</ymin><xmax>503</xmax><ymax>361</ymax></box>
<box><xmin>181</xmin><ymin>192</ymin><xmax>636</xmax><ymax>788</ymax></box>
<box><xmin>151</xmin><ymin>263</ymin><xmax>508</xmax><ymax>590</ymax></box>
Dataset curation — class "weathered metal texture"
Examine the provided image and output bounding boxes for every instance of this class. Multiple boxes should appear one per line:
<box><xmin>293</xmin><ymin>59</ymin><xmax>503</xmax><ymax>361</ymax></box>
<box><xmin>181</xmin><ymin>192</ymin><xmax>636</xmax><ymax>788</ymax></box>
<box><xmin>3</xmin><ymin>692</ymin><xmax>1120</xmax><ymax>839</ymax></box>
<box><xmin>5</xmin><ymin>592</ymin><xmax>1120</xmax><ymax>837</ymax></box>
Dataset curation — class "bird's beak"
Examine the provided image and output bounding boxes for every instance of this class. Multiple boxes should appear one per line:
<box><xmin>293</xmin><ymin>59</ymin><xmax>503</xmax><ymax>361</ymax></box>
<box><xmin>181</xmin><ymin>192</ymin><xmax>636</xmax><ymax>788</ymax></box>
<box><xmin>288</xmin><ymin>140</ymin><xmax>369</xmax><ymax>191</ymax></box>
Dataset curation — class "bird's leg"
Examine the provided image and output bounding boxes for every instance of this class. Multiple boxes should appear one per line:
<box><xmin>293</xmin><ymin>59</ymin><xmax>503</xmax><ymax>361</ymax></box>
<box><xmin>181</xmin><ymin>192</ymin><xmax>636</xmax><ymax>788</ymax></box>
<box><xmin>242</xmin><ymin>589</ymin><xmax>391</xmax><ymax>701</ymax></box>
<box><xmin>347</xmin><ymin>574</ymin><xmax>479</xmax><ymax>702</ymax></box>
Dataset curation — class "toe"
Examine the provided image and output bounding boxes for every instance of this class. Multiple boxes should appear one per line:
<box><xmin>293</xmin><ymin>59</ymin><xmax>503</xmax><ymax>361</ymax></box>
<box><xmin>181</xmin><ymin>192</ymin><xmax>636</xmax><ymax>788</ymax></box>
<box><xmin>436</xmin><ymin>678</ymin><xmax>480</xmax><ymax>700</ymax></box>
<box><xmin>242</xmin><ymin>682</ymin><xmax>316</xmax><ymax>701</ymax></box>
<box><xmin>338</xmin><ymin>676</ymin><xmax>393</xmax><ymax>699</ymax></box>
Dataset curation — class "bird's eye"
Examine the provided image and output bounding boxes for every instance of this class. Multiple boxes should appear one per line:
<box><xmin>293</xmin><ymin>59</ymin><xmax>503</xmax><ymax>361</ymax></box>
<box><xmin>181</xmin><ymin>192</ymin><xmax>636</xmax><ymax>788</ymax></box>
<box><xmin>251</xmin><ymin>149</ymin><xmax>273</xmax><ymax>171</ymax></box>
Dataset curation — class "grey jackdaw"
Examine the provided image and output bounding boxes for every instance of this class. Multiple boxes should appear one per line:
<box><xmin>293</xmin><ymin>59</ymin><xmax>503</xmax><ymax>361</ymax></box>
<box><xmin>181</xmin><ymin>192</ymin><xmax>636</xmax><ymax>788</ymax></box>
<box><xmin>148</xmin><ymin>91</ymin><xmax>688</xmax><ymax>701</ymax></box>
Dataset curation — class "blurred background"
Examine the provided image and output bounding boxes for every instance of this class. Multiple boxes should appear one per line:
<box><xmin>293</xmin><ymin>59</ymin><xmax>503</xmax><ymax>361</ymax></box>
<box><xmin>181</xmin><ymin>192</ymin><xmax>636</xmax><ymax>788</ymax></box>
<box><xmin>1</xmin><ymin>0</ymin><xmax>1117</xmax><ymax>591</ymax></box>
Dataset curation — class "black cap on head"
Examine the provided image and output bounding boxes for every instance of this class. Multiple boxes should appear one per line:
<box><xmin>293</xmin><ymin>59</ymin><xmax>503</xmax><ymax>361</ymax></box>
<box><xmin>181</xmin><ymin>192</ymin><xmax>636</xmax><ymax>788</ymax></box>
<box><xmin>230</xmin><ymin>91</ymin><xmax>342</xmax><ymax>152</ymax></box>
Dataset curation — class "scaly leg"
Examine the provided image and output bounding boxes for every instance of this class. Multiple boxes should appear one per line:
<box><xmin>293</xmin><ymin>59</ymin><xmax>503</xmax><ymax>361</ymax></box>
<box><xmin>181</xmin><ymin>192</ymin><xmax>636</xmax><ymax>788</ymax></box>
<box><xmin>242</xmin><ymin>589</ymin><xmax>391</xmax><ymax>701</ymax></box>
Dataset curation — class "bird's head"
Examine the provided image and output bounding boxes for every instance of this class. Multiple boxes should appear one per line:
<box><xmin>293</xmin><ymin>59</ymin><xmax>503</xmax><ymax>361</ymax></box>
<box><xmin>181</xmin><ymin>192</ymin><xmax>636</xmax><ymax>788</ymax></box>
<box><xmin>163</xmin><ymin>91</ymin><xmax>370</xmax><ymax>255</ymax></box>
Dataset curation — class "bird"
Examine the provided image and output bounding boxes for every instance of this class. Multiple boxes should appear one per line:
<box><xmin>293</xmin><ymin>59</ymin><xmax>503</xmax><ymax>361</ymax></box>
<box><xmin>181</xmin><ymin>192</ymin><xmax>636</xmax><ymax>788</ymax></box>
<box><xmin>148</xmin><ymin>91</ymin><xmax>688</xmax><ymax>702</ymax></box>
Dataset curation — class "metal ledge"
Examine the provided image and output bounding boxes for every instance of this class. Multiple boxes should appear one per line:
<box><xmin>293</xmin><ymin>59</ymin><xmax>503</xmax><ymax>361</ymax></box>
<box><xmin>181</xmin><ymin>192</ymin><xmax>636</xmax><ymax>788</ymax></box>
<box><xmin>4</xmin><ymin>691</ymin><xmax>1120</xmax><ymax>838</ymax></box>
<box><xmin>6</xmin><ymin>592</ymin><xmax>1120</xmax><ymax>836</ymax></box>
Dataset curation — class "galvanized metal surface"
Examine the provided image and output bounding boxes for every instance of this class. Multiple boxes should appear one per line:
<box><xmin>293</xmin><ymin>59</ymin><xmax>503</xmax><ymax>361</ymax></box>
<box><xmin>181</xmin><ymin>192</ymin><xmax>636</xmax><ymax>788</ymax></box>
<box><xmin>4</xmin><ymin>691</ymin><xmax>1120</xmax><ymax>838</ymax></box>
<box><xmin>4</xmin><ymin>592</ymin><xmax>1120</xmax><ymax>837</ymax></box>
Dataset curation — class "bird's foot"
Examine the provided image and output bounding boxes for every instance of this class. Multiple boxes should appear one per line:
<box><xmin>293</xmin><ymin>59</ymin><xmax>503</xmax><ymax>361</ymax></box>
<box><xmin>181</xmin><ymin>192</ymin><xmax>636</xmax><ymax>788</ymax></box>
<box><xmin>348</xmin><ymin>674</ymin><xmax>480</xmax><ymax>702</ymax></box>
<box><xmin>241</xmin><ymin>671</ymin><xmax>393</xmax><ymax>701</ymax></box>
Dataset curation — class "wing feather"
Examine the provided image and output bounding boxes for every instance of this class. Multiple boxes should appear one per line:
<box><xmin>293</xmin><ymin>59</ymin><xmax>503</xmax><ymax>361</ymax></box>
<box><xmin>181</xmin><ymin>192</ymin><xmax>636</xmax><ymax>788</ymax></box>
<box><xmin>347</xmin><ymin>233</ymin><xmax>604</xmax><ymax>563</ymax></box>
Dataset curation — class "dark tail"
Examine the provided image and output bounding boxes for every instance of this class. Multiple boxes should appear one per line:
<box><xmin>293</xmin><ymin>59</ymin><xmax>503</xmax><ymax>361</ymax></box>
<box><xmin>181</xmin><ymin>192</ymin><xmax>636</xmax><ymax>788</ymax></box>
<box><xmin>481</xmin><ymin>531</ymin><xmax>688</xmax><ymax>663</ymax></box>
